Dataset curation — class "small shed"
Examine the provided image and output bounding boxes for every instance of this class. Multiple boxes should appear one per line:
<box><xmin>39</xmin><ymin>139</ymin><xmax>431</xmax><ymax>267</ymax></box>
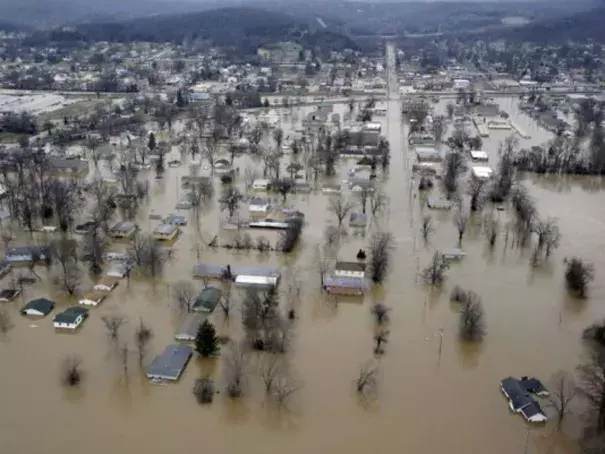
<box><xmin>146</xmin><ymin>344</ymin><xmax>193</xmax><ymax>381</ymax></box>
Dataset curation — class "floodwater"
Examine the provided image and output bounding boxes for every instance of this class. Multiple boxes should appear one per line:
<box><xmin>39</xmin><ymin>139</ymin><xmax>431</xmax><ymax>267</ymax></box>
<box><xmin>0</xmin><ymin>43</ymin><xmax>603</xmax><ymax>454</ymax></box>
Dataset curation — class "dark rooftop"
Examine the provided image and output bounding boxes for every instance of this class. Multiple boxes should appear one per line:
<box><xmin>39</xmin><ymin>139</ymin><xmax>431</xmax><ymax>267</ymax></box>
<box><xmin>147</xmin><ymin>344</ymin><xmax>193</xmax><ymax>381</ymax></box>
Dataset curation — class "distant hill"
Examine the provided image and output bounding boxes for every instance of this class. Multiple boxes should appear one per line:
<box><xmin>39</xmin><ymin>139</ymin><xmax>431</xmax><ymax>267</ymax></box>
<box><xmin>485</xmin><ymin>4</ymin><xmax>605</xmax><ymax>43</ymax></box>
<box><xmin>23</xmin><ymin>7</ymin><xmax>359</xmax><ymax>54</ymax></box>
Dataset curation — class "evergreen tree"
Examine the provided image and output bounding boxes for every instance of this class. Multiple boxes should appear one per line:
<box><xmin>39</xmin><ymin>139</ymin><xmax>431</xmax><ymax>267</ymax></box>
<box><xmin>195</xmin><ymin>320</ymin><xmax>219</xmax><ymax>357</ymax></box>
<box><xmin>263</xmin><ymin>99</ymin><xmax>270</xmax><ymax>108</ymax></box>
<box><xmin>176</xmin><ymin>89</ymin><xmax>187</xmax><ymax>108</ymax></box>
<box><xmin>148</xmin><ymin>132</ymin><xmax>156</xmax><ymax>152</ymax></box>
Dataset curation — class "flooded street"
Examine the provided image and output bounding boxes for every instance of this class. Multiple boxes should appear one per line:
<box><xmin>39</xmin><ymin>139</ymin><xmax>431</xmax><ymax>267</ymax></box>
<box><xmin>1</xmin><ymin>42</ymin><xmax>604</xmax><ymax>454</ymax></box>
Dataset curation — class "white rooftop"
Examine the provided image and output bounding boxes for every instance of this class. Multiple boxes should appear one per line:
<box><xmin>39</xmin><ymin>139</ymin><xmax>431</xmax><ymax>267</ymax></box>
<box><xmin>470</xmin><ymin>150</ymin><xmax>489</xmax><ymax>160</ymax></box>
<box><xmin>471</xmin><ymin>166</ymin><xmax>494</xmax><ymax>179</ymax></box>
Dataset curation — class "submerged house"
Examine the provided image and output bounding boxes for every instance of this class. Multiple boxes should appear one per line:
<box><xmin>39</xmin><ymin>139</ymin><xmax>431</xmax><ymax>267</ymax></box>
<box><xmin>93</xmin><ymin>276</ymin><xmax>120</xmax><ymax>292</ymax></box>
<box><xmin>248</xmin><ymin>197</ymin><xmax>271</xmax><ymax>214</ymax></box>
<box><xmin>0</xmin><ymin>288</ymin><xmax>20</xmax><ymax>302</ymax></box>
<box><xmin>53</xmin><ymin>307</ymin><xmax>89</xmax><ymax>330</ymax></box>
<box><xmin>191</xmin><ymin>287</ymin><xmax>223</xmax><ymax>313</ymax></box>
<box><xmin>192</xmin><ymin>263</ymin><xmax>280</xmax><ymax>283</ymax></box>
<box><xmin>152</xmin><ymin>223</ymin><xmax>179</xmax><ymax>241</ymax></box>
<box><xmin>334</xmin><ymin>261</ymin><xmax>366</xmax><ymax>279</ymax></box>
<box><xmin>235</xmin><ymin>274</ymin><xmax>279</xmax><ymax>290</ymax></box>
<box><xmin>78</xmin><ymin>291</ymin><xmax>107</xmax><ymax>307</ymax></box>
<box><xmin>5</xmin><ymin>245</ymin><xmax>50</xmax><ymax>264</ymax></box>
<box><xmin>147</xmin><ymin>344</ymin><xmax>193</xmax><ymax>381</ymax></box>
<box><xmin>500</xmin><ymin>377</ymin><xmax>548</xmax><ymax>423</ymax></box>
<box><xmin>109</xmin><ymin>221</ymin><xmax>137</xmax><ymax>239</ymax></box>
<box><xmin>349</xmin><ymin>212</ymin><xmax>368</xmax><ymax>228</ymax></box>
<box><xmin>174</xmin><ymin>313</ymin><xmax>206</xmax><ymax>342</ymax></box>
<box><xmin>323</xmin><ymin>275</ymin><xmax>365</xmax><ymax>296</ymax></box>
<box><xmin>21</xmin><ymin>298</ymin><xmax>54</xmax><ymax>317</ymax></box>
<box><xmin>163</xmin><ymin>214</ymin><xmax>187</xmax><ymax>226</ymax></box>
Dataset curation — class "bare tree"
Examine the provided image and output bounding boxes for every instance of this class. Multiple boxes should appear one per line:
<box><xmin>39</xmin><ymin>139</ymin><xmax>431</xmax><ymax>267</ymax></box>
<box><xmin>81</xmin><ymin>225</ymin><xmax>108</xmax><ymax>275</ymax></box>
<box><xmin>368</xmin><ymin>232</ymin><xmax>395</xmax><ymax>283</ymax></box>
<box><xmin>546</xmin><ymin>370</ymin><xmax>577</xmax><ymax>432</ymax></box>
<box><xmin>432</xmin><ymin>115</ymin><xmax>447</xmax><ymax>143</ymax></box>
<box><xmin>102</xmin><ymin>314</ymin><xmax>127</xmax><ymax>344</ymax></box>
<box><xmin>218</xmin><ymin>285</ymin><xmax>234</xmax><ymax>319</ymax></box>
<box><xmin>61</xmin><ymin>355</ymin><xmax>83</xmax><ymax>387</ymax></box>
<box><xmin>223</xmin><ymin>343</ymin><xmax>249</xmax><ymax>398</ymax></box>
<box><xmin>128</xmin><ymin>234</ymin><xmax>166</xmax><ymax>277</ymax></box>
<box><xmin>329</xmin><ymin>195</ymin><xmax>354</xmax><ymax>228</ymax></box>
<box><xmin>173</xmin><ymin>281</ymin><xmax>196</xmax><ymax>313</ymax></box>
<box><xmin>356</xmin><ymin>187</ymin><xmax>372</xmax><ymax>214</ymax></box>
<box><xmin>260</xmin><ymin>353</ymin><xmax>284</xmax><ymax>394</ymax></box>
<box><xmin>0</xmin><ymin>309</ymin><xmax>14</xmax><ymax>339</ymax></box>
<box><xmin>219</xmin><ymin>187</ymin><xmax>243</xmax><ymax>220</ymax></box>
<box><xmin>356</xmin><ymin>361</ymin><xmax>378</xmax><ymax>394</ymax></box>
<box><xmin>373</xmin><ymin>329</ymin><xmax>389</xmax><ymax>355</ymax></box>
<box><xmin>458</xmin><ymin>292</ymin><xmax>486</xmax><ymax>342</ymax></box>
<box><xmin>577</xmin><ymin>344</ymin><xmax>605</xmax><ymax>434</ymax></box>
<box><xmin>369</xmin><ymin>191</ymin><xmax>387</xmax><ymax>219</ymax></box>
<box><xmin>532</xmin><ymin>217</ymin><xmax>561</xmax><ymax>258</ymax></box>
<box><xmin>370</xmin><ymin>302</ymin><xmax>391</xmax><ymax>325</ymax></box>
<box><xmin>273</xmin><ymin>373</ymin><xmax>301</xmax><ymax>406</ymax></box>
<box><xmin>134</xmin><ymin>319</ymin><xmax>153</xmax><ymax>364</ymax></box>
<box><xmin>453</xmin><ymin>209</ymin><xmax>469</xmax><ymax>245</ymax></box>
<box><xmin>422</xmin><ymin>252</ymin><xmax>449</xmax><ymax>286</ymax></box>
<box><xmin>52</xmin><ymin>264</ymin><xmax>81</xmax><ymax>296</ymax></box>
<box><xmin>468</xmin><ymin>177</ymin><xmax>486</xmax><ymax>212</ymax></box>
<box><xmin>443</xmin><ymin>152</ymin><xmax>466</xmax><ymax>200</ymax></box>
<box><xmin>421</xmin><ymin>215</ymin><xmax>434</xmax><ymax>244</ymax></box>
<box><xmin>118</xmin><ymin>343</ymin><xmax>130</xmax><ymax>376</ymax></box>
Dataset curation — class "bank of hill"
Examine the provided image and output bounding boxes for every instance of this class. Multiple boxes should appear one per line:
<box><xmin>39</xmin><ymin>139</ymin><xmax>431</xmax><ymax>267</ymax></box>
<box><xmin>23</xmin><ymin>7</ymin><xmax>359</xmax><ymax>55</ymax></box>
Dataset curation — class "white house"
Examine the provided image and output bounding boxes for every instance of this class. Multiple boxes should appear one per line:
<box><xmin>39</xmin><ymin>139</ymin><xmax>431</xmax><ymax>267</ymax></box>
<box><xmin>53</xmin><ymin>307</ymin><xmax>88</xmax><ymax>330</ymax></box>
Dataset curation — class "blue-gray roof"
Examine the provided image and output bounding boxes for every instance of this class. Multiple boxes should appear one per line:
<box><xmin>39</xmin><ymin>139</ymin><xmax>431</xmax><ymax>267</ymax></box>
<box><xmin>146</xmin><ymin>344</ymin><xmax>193</xmax><ymax>381</ymax></box>
<box><xmin>324</xmin><ymin>275</ymin><xmax>365</xmax><ymax>289</ymax></box>
<box><xmin>501</xmin><ymin>377</ymin><xmax>533</xmax><ymax>411</ymax></box>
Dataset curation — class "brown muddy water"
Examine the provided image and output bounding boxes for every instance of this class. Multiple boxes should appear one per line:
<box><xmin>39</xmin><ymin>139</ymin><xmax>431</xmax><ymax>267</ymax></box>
<box><xmin>0</xmin><ymin>44</ymin><xmax>602</xmax><ymax>454</ymax></box>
